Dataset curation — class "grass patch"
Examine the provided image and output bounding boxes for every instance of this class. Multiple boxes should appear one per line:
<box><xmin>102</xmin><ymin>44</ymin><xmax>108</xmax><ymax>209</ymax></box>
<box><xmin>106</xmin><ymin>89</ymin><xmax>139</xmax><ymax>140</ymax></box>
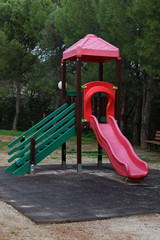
<box><xmin>70</xmin><ymin>135</ymin><xmax>96</xmax><ymax>142</ymax></box>
<box><xmin>70</xmin><ymin>129</ymin><xmax>96</xmax><ymax>142</ymax></box>
<box><xmin>0</xmin><ymin>129</ymin><xmax>24</xmax><ymax>136</ymax></box>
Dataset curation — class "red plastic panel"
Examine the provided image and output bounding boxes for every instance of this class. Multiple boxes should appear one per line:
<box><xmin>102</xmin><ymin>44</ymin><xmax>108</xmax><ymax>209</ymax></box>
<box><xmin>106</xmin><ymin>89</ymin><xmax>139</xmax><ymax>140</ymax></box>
<box><xmin>83</xmin><ymin>81</ymin><xmax>115</xmax><ymax>122</ymax></box>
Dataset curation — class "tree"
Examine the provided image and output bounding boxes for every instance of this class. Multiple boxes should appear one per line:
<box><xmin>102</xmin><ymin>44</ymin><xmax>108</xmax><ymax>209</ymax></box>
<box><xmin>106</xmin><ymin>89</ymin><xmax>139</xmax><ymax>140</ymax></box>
<box><xmin>54</xmin><ymin>0</ymin><xmax>100</xmax><ymax>46</ymax></box>
<box><xmin>130</xmin><ymin>0</ymin><xmax>160</xmax><ymax>147</ymax></box>
<box><xmin>94</xmin><ymin>0</ymin><xmax>160</xmax><ymax>146</ymax></box>
<box><xmin>38</xmin><ymin>11</ymin><xmax>65</xmax><ymax>110</ymax></box>
<box><xmin>0</xmin><ymin>0</ymin><xmax>54</xmax><ymax>130</ymax></box>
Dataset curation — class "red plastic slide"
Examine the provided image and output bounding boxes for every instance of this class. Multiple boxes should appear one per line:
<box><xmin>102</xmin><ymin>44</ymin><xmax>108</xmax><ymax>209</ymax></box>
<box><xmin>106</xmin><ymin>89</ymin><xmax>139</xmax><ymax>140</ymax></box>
<box><xmin>90</xmin><ymin>115</ymin><xmax>149</xmax><ymax>179</ymax></box>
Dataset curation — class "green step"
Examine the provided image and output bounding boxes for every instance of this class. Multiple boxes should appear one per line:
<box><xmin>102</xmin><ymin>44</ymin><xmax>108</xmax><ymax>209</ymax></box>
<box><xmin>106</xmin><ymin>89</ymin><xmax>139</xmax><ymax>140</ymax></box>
<box><xmin>6</xmin><ymin>103</ymin><xmax>76</xmax><ymax>176</ymax></box>
<box><xmin>8</xmin><ymin>103</ymin><xmax>75</xmax><ymax>155</ymax></box>
<box><xmin>8</xmin><ymin>108</ymin><xmax>75</xmax><ymax>163</ymax></box>
<box><xmin>11</xmin><ymin>126</ymin><xmax>76</xmax><ymax>176</ymax></box>
<box><xmin>8</xmin><ymin>103</ymin><xmax>68</xmax><ymax>148</ymax></box>
<box><xmin>35</xmin><ymin>126</ymin><xmax>76</xmax><ymax>166</ymax></box>
<box><xmin>15</xmin><ymin>117</ymin><xmax>75</xmax><ymax>167</ymax></box>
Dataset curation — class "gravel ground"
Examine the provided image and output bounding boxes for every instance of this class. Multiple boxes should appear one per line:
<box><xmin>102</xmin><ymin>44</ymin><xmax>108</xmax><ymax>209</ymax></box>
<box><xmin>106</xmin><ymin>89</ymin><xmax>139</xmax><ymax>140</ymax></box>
<box><xmin>0</xmin><ymin>136</ymin><xmax>160</xmax><ymax>240</ymax></box>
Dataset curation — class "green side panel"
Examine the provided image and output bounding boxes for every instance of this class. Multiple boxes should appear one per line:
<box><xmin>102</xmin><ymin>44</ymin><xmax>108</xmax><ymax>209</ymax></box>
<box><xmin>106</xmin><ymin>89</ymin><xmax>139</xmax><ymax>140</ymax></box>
<box><xmin>11</xmin><ymin>126</ymin><xmax>76</xmax><ymax>176</ymax></box>
<box><xmin>66</xmin><ymin>91</ymin><xmax>83</xmax><ymax>96</ymax></box>
<box><xmin>66</xmin><ymin>91</ymin><xmax>77</xmax><ymax>96</ymax></box>
<box><xmin>36</xmin><ymin>110</ymin><xmax>75</xmax><ymax>144</ymax></box>
<box><xmin>8</xmin><ymin>103</ymin><xmax>75</xmax><ymax>155</ymax></box>
<box><xmin>12</xmin><ymin>161</ymin><xmax>30</xmax><ymax>176</ymax></box>
<box><xmin>66</xmin><ymin>91</ymin><xmax>105</xmax><ymax>97</ymax></box>
<box><xmin>8</xmin><ymin>103</ymin><xmax>68</xmax><ymax>148</ymax></box>
<box><xmin>100</xmin><ymin>116</ymin><xmax>106</xmax><ymax>123</ymax></box>
<box><xmin>35</xmin><ymin>126</ymin><xmax>76</xmax><ymax>165</ymax></box>
<box><xmin>8</xmin><ymin>110</ymin><xmax>75</xmax><ymax>163</ymax></box>
<box><xmin>15</xmin><ymin>117</ymin><xmax>75</xmax><ymax>167</ymax></box>
<box><xmin>35</xmin><ymin>117</ymin><xmax>75</xmax><ymax>153</ymax></box>
<box><xmin>6</xmin><ymin>103</ymin><xmax>76</xmax><ymax>176</ymax></box>
<box><xmin>19</xmin><ymin>103</ymin><xmax>75</xmax><ymax>150</ymax></box>
<box><xmin>5</xmin><ymin>162</ymin><xmax>19</xmax><ymax>173</ymax></box>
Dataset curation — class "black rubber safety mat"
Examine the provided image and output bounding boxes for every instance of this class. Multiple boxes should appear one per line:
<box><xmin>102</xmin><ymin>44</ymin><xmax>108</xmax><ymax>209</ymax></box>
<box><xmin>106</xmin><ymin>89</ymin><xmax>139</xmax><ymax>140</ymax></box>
<box><xmin>1</xmin><ymin>164</ymin><xmax>160</xmax><ymax>223</ymax></box>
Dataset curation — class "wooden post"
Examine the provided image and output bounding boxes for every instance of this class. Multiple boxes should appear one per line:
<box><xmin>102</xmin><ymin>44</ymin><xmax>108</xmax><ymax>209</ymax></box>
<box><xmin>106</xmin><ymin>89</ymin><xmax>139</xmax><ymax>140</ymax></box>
<box><xmin>76</xmin><ymin>56</ymin><xmax>82</xmax><ymax>173</ymax></box>
<box><xmin>62</xmin><ymin>60</ymin><xmax>66</xmax><ymax>104</ymax></box>
<box><xmin>99</xmin><ymin>63</ymin><xmax>103</xmax><ymax>120</ymax></box>
<box><xmin>30</xmin><ymin>137</ymin><xmax>35</xmax><ymax>175</ymax></box>
<box><xmin>98</xmin><ymin>63</ymin><xmax>103</xmax><ymax>166</ymax></box>
<box><xmin>116</xmin><ymin>57</ymin><xmax>121</xmax><ymax>127</ymax></box>
<box><xmin>61</xmin><ymin>60</ymin><xmax>66</xmax><ymax>168</ymax></box>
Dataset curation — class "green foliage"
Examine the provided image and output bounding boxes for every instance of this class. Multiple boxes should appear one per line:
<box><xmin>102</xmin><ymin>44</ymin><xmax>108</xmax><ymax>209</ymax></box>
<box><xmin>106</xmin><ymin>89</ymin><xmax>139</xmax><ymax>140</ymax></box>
<box><xmin>53</xmin><ymin>0</ymin><xmax>160</xmax><ymax>141</ymax></box>
<box><xmin>54</xmin><ymin>0</ymin><xmax>100</xmax><ymax>45</ymax></box>
<box><xmin>130</xmin><ymin>0</ymin><xmax>160</xmax><ymax>77</ymax></box>
<box><xmin>0</xmin><ymin>85</ymin><xmax>47</xmax><ymax>130</ymax></box>
<box><xmin>0</xmin><ymin>0</ymin><xmax>55</xmax><ymax>130</ymax></box>
<box><xmin>0</xmin><ymin>0</ymin><xmax>54</xmax><ymax>77</ymax></box>
<box><xmin>0</xmin><ymin>0</ymin><xmax>160</xmax><ymax>141</ymax></box>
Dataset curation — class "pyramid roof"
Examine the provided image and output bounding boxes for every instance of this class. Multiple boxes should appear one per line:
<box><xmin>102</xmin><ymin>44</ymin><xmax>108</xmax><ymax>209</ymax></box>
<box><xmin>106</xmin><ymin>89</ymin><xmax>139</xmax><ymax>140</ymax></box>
<box><xmin>63</xmin><ymin>34</ymin><xmax>119</xmax><ymax>63</ymax></box>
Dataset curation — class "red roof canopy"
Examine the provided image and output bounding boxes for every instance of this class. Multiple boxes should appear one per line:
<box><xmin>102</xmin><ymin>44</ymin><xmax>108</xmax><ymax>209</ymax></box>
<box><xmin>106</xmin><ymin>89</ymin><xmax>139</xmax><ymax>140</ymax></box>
<box><xmin>63</xmin><ymin>34</ymin><xmax>120</xmax><ymax>63</ymax></box>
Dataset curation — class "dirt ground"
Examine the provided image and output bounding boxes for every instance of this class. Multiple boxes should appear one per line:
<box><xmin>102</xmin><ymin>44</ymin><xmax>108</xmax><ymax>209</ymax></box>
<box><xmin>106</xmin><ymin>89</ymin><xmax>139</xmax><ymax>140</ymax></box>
<box><xmin>0</xmin><ymin>136</ymin><xmax>160</xmax><ymax>240</ymax></box>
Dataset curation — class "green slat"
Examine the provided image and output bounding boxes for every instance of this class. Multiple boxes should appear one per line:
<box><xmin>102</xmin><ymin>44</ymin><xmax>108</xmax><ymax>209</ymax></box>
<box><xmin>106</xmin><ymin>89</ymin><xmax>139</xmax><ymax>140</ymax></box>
<box><xmin>11</xmin><ymin>126</ymin><xmax>76</xmax><ymax>176</ymax></box>
<box><xmin>8</xmin><ymin>147</ymin><xmax>30</xmax><ymax>163</ymax></box>
<box><xmin>8</xmin><ymin>103</ymin><xmax>75</xmax><ymax>155</ymax></box>
<box><xmin>8</xmin><ymin>110</ymin><xmax>75</xmax><ymax>163</ymax></box>
<box><xmin>8</xmin><ymin>103</ymin><xmax>68</xmax><ymax>148</ymax></box>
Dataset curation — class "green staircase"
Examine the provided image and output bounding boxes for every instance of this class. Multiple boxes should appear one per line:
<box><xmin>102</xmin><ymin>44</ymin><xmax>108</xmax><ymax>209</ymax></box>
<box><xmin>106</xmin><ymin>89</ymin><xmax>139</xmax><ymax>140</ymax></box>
<box><xmin>5</xmin><ymin>103</ymin><xmax>76</xmax><ymax>176</ymax></box>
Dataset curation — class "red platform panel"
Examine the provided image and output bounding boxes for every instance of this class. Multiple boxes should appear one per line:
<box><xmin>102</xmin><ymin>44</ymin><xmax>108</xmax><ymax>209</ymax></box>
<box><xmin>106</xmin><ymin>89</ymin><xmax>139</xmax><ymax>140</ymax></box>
<box><xmin>83</xmin><ymin>81</ymin><xmax>115</xmax><ymax>122</ymax></box>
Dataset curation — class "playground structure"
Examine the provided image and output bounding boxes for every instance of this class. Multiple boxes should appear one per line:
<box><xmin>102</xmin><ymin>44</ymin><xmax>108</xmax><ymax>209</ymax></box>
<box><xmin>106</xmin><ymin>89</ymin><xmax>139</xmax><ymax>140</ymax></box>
<box><xmin>6</xmin><ymin>34</ymin><xmax>149</xmax><ymax>179</ymax></box>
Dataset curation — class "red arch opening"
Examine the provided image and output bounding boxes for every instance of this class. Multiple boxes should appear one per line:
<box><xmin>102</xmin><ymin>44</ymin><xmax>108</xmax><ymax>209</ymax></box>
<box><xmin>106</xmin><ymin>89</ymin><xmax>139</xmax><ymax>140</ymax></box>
<box><xmin>83</xmin><ymin>81</ymin><xmax>115</xmax><ymax>122</ymax></box>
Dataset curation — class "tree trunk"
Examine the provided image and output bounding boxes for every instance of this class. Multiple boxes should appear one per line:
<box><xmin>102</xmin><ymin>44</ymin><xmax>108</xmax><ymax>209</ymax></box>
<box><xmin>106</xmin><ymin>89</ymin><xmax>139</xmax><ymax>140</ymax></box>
<box><xmin>140</xmin><ymin>74</ymin><xmax>153</xmax><ymax>148</ymax></box>
<box><xmin>133</xmin><ymin>97</ymin><xmax>142</xmax><ymax>145</ymax></box>
<box><xmin>12</xmin><ymin>82</ymin><xmax>21</xmax><ymax>130</ymax></box>
<box><xmin>42</xmin><ymin>101</ymin><xmax>46</xmax><ymax>119</ymax></box>
<box><xmin>120</xmin><ymin>101</ymin><xmax>127</xmax><ymax>135</ymax></box>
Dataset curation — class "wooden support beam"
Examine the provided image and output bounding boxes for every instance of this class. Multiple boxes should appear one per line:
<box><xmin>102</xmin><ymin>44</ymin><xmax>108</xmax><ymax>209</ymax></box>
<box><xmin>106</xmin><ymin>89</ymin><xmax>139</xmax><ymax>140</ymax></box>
<box><xmin>62</xmin><ymin>60</ymin><xmax>66</xmax><ymax>104</ymax></box>
<box><xmin>62</xmin><ymin>60</ymin><xmax>66</xmax><ymax>167</ymax></box>
<box><xmin>99</xmin><ymin>63</ymin><xmax>103</xmax><ymax>121</ymax></box>
<box><xmin>30</xmin><ymin>136</ymin><xmax>35</xmax><ymax>175</ymax></box>
<box><xmin>98</xmin><ymin>63</ymin><xmax>103</xmax><ymax>166</ymax></box>
<box><xmin>116</xmin><ymin>58</ymin><xmax>121</xmax><ymax>127</ymax></box>
<box><xmin>76</xmin><ymin>56</ymin><xmax>82</xmax><ymax>173</ymax></box>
